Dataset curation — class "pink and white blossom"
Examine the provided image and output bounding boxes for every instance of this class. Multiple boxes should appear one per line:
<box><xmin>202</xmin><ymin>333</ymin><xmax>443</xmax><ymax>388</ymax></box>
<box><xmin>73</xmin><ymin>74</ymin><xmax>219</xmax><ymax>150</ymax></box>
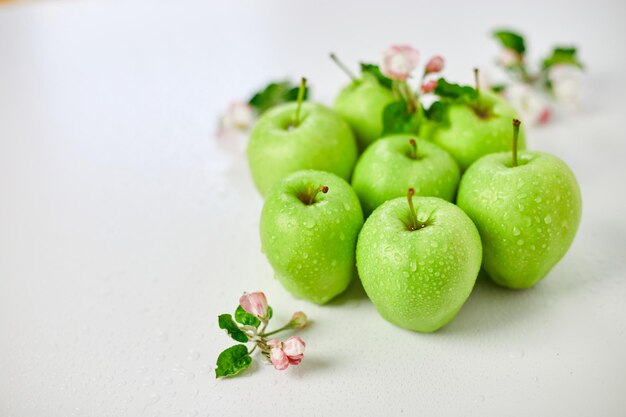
<box><xmin>239</xmin><ymin>291</ymin><xmax>268</xmax><ymax>318</ymax></box>
<box><xmin>498</xmin><ymin>48</ymin><xmax>521</xmax><ymax>67</ymax></box>
<box><xmin>381</xmin><ymin>45</ymin><xmax>420</xmax><ymax>81</ymax></box>
<box><xmin>269</xmin><ymin>346</ymin><xmax>289</xmax><ymax>370</ymax></box>
<box><xmin>421</xmin><ymin>79</ymin><xmax>438</xmax><ymax>94</ymax></box>
<box><xmin>283</xmin><ymin>336</ymin><xmax>306</xmax><ymax>365</ymax></box>
<box><xmin>504</xmin><ymin>83</ymin><xmax>552</xmax><ymax>126</ymax></box>
<box><xmin>548</xmin><ymin>64</ymin><xmax>583</xmax><ymax>108</ymax></box>
<box><xmin>424</xmin><ymin>55</ymin><xmax>444</xmax><ymax>74</ymax></box>
<box><xmin>216</xmin><ymin>101</ymin><xmax>257</xmax><ymax>151</ymax></box>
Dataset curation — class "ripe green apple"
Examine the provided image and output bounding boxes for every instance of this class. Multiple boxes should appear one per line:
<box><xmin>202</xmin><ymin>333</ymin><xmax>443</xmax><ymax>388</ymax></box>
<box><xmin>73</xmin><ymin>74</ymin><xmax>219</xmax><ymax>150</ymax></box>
<box><xmin>260</xmin><ymin>170</ymin><xmax>364</xmax><ymax>304</ymax></box>
<box><xmin>247</xmin><ymin>101</ymin><xmax>358</xmax><ymax>197</ymax></box>
<box><xmin>422</xmin><ymin>91</ymin><xmax>527</xmax><ymax>171</ymax></box>
<box><xmin>351</xmin><ymin>135</ymin><xmax>460</xmax><ymax>216</ymax></box>
<box><xmin>456</xmin><ymin>135</ymin><xmax>582</xmax><ymax>289</ymax></box>
<box><xmin>356</xmin><ymin>191</ymin><xmax>482</xmax><ymax>332</ymax></box>
<box><xmin>334</xmin><ymin>73</ymin><xmax>395</xmax><ymax>150</ymax></box>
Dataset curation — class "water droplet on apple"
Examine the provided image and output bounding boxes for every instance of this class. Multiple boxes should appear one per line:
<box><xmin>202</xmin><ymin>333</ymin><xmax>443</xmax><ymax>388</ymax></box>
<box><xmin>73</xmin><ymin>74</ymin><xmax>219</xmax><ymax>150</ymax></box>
<box><xmin>409</xmin><ymin>260</ymin><xmax>417</xmax><ymax>272</ymax></box>
<box><xmin>512</xmin><ymin>226</ymin><xmax>521</xmax><ymax>236</ymax></box>
<box><xmin>343</xmin><ymin>202</ymin><xmax>351</xmax><ymax>211</ymax></box>
<box><xmin>517</xmin><ymin>239</ymin><xmax>524</xmax><ymax>246</ymax></box>
<box><xmin>303</xmin><ymin>219</ymin><xmax>316</xmax><ymax>228</ymax></box>
<box><xmin>534</xmin><ymin>196</ymin><xmax>542</xmax><ymax>203</ymax></box>
<box><xmin>543</xmin><ymin>215</ymin><xmax>552</xmax><ymax>224</ymax></box>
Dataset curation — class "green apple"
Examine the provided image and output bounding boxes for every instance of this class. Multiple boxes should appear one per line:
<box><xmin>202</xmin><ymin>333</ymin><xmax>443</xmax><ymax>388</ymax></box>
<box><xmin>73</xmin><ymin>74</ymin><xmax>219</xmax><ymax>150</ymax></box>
<box><xmin>334</xmin><ymin>73</ymin><xmax>395</xmax><ymax>151</ymax></box>
<box><xmin>456</xmin><ymin>120</ymin><xmax>582</xmax><ymax>289</ymax></box>
<box><xmin>351</xmin><ymin>134</ymin><xmax>460</xmax><ymax>216</ymax></box>
<box><xmin>356</xmin><ymin>190</ymin><xmax>482</xmax><ymax>332</ymax></box>
<box><xmin>422</xmin><ymin>90</ymin><xmax>527</xmax><ymax>171</ymax></box>
<box><xmin>247</xmin><ymin>80</ymin><xmax>358</xmax><ymax>197</ymax></box>
<box><xmin>260</xmin><ymin>170</ymin><xmax>364</xmax><ymax>304</ymax></box>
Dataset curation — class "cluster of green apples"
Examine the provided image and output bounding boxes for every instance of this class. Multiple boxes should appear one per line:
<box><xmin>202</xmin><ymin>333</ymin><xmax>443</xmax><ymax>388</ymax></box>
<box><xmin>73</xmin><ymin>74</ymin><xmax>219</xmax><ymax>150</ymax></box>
<box><xmin>246</xmin><ymin>65</ymin><xmax>582</xmax><ymax>333</ymax></box>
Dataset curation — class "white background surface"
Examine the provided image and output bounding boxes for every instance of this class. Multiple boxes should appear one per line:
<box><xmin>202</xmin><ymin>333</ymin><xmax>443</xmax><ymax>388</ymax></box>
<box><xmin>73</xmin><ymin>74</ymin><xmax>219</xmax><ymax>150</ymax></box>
<box><xmin>1</xmin><ymin>0</ymin><xmax>626</xmax><ymax>416</ymax></box>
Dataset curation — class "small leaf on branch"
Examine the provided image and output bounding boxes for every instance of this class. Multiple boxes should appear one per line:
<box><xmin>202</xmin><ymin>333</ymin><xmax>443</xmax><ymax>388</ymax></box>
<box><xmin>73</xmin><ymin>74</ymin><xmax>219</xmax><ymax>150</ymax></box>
<box><xmin>218</xmin><ymin>314</ymin><xmax>248</xmax><ymax>343</ymax></box>
<box><xmin>493</xmin><ymin>29</ymin><xmax>526</xmax><ymax>55</ymax></box>
<box><xmin>542</xmin><ymin>46</ymin><xmax>583</xmax><ymax>69</ymax></box>
<box><xmin>248</xmin><ymin>81</ymin><xmax>309</xmax><ymax>114</ymax></box>
<box><xmin>434</xmin><ymin>78</ymin><xmax>478</xmax><ymax>102</ymax></box>
<box><xmin>360</xmin><ymin>63</ymin><xmax>393</xmax><ymax>89</ymax></box>
<box><xmin>382</xmin><ymin>100</ymin><xmax>421</xmax><ymax>135</ymax></box>
<box><xmin>234</xmin><ymin>305</ymin><xmax>260</xmax><ymax>327</ymax></box>
<box><xmin>215</xmin><ymin>344</ymin><xmax>252</xmax><ymax>378</ymax></box>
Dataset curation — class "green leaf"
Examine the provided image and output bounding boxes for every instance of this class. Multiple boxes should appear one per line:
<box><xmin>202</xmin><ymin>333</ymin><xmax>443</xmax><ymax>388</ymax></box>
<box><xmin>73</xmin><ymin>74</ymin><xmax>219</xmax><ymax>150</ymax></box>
<box><xmin>218</xmin><ymin>314</ymin><xmax>248</xmax><ymax>343</ymax></box>
<box><xmin>542</xmin><ymin>46</ymin><xmax>583</xmax><ymax>69</ymax></box>
<box><xmin>434</xmin><ymin>78</ymin><xmax>478</xmax><ymax>102</ymax></box>
<box><xmin>234</xmin><ymin>306</ymin><xmax>260</xmax><ymax>328</ymax></box>
<box><xmin>490</xmin><ymin>84</ymin><xmax>507</xmax><ymax>93</ymax></box>
<box><xmin>382</xmin><ymin>100</ymin><xmax>421</xmax><ymax>136</ymax></box>
<box><xmin>267</xmin><ymin>305</ymin><xmax>273</xmax><ymax>320</ymax></box>
<box><xmin>360</xmin><ymin>63</ymin><xmax>393</xmax><ymax>89</ymax></box>
<box><xmin>215</xmin><ymin>344</ymin><xmax>252</xmax><ymax>378</ymax></box>
<box><xmin>248</xmin><ymin>81</ymin><xmax>309</xmax><ymax>114</ymax></box>
<box><xmin>423</xmin><ymin>101</ymin><xmax>450</xmax><ymax>124</ymax></box>
<box><xmin>493</xmin><ymin>29</ymin><xmax>526</xmax><ymax>54</ymax></box>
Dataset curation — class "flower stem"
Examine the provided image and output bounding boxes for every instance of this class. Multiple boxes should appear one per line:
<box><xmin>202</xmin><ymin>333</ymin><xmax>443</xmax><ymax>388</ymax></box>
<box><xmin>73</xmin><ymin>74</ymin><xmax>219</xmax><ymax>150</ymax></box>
<box><xmin>249</xmin><ymin>345</ymin><xmax>257</xmax><ymax>355</ymax></box>
<box><xmin>512</xmin><ymin>119</ymin><xmax>521</xmax><ymax>167</ymax></box>
<box><xmin>329</xmin><ymin>53</ymin><xmax>356</xmax><ymax>81</ymax></box>
<box><xmin>292</xmin><ymin>77</ymin><xmax>307</xmax><ymax>127</ymax></box>
<box><xmin>262</xmin><ymin>323</ymin><xmax>294</xmax><ymax>337</ymax></box>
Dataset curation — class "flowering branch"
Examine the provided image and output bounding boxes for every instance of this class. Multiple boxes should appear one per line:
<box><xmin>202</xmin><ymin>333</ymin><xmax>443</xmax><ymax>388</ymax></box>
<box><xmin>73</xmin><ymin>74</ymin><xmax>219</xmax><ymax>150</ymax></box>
<box><xmin>489</xmin><ymin>28</ymin><xmax>584</xmax><ymax>125</ymax></box>
<box><xmin>215</xmin><ymin>291</ymin><xmax>308</xmax><ymax>378</ymax></box>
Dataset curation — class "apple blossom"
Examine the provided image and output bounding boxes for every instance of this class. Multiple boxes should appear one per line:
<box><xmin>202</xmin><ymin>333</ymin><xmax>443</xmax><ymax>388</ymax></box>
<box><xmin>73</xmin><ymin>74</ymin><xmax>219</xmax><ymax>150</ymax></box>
<box><xmin>498</xmin><ymin>48</ymin><xmax>521</xmax><ymax>67</ymax></box>
<box><xmin>215</xmin><ymin>292</ymin><xmax>309</xmax><ymax>378</ymax></box>
<box><xmin>548</xmin><ymin>64</ymin><xmax>583</xmax><ymax>108</ymax></box>
<box><xmin>239</xmin><ymin>291</ymin><xmax>269</xmax><ymax>318</ymax></box>
<box><xmin>217</xmin><ymin>101</ymin><xmax>256</xmax><ymax>138</ymax></box>
<box><xmin>504</xmin><ymin>83</ymin><xmax>552</xmax><ymax>126</ymax></box>
<box><xmin>381</xmin><ymin>45</ymin><xmax>420</xmax><ymax>81</ymax></box>
<box><xmin>421</xmin><ymin>79</ymin><xmax>437</xmax><ymax>94</ymax></box>
<box><xmin>270</xmin><ymin>346</ymin><xmax>290</xmax><ymax>370</ymax></box>
<box><xmin>283</xmin><ymin>336</ymin><xmax>306</xmax><ymax>365</ymax></box>
<box><xmin>425</xmin><ymin>55</ymin><xmax>444</xmax><ymax>74</ymax></box>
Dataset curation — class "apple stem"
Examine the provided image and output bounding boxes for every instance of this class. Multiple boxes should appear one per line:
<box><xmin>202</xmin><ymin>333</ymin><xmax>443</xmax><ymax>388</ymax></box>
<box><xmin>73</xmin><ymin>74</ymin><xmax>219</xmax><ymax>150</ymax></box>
<box><xmin>407</xmin><ymin>188</ymin><xmax>420</xmax><ymax>231</ymax></box>
<box><xmin>308</xmin><ymin>185</ymin><xmax>329</xmax><ymax>205</ymax></box>
<box><xmin>512</xmin><ymin>119</ymin><xmax>521</xmax><ymax>167</ymax></box>
<box><xmin>329</xmin><ymin>52</ymin><xmax>357</xmax><ymax>81</ymax></box>
<box><xmin>408</xmin><ymin>139</ymin><xmax>418</xmax><ymax>159</ymax></box>
<box><xmin>292</xmin><ymin>77</ymin><xmax>307</xmax><ymax>128</ymax></box>
<box><xmin>474</xmin><ymin>68</ymin><xmax>480</xmax><ymax>95</ymax></box>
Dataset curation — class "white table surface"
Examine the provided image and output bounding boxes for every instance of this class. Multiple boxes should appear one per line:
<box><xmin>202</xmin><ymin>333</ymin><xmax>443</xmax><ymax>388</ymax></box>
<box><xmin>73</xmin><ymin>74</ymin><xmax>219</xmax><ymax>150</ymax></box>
<box><xmin>1</xmin><ymin>1</ymin><xmax>625</xmax><ymax>416</ymax></box>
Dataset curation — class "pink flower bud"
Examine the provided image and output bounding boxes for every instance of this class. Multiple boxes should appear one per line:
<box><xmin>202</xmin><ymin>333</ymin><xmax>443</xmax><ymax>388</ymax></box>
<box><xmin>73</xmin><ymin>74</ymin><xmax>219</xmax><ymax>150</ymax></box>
<box><xmin>381</xmin><ymin>45</ymin><xmax>420</xmax><ymax>81</ymax></box>
<box><xmin>425</xmin><ymin>55</ymin><xmax>444</xmax><ymax>73</ymax></box>
<box><xmin>270</xmin><ymin>347</ymin><xmax>289</xmax><ymax>371</ymax></box>
<box><xmin>290</xmin><ymin>311</ymin><xmax>308</xmax><ymax>329</ymax></box>
<box><xmin>421</xmin><ymin>79</ymin><xmax>437</xmax><ymax>94</ymax></box>
<box><xmin>239</xmin><ymin>292</ymin><xmax>268</xmax><ymax>318</ymax></box>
